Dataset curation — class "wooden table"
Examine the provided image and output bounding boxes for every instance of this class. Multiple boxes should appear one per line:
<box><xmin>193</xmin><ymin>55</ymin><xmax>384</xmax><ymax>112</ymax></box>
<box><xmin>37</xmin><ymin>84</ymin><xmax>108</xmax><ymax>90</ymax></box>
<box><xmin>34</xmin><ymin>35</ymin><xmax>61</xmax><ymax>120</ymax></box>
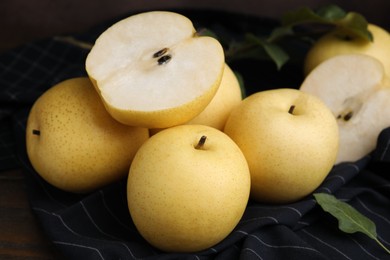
<box><xmin>0</xmin><ymin>168</ymin><xmax>63</xmax><ymax>259</ymax></box>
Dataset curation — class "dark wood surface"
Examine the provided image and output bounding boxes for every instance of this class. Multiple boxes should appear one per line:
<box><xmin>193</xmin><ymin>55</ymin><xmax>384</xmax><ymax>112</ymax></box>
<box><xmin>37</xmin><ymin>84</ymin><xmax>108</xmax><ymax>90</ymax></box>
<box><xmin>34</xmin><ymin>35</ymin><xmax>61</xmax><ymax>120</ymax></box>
<box><xmin>0</xmin><ymin>169</ymin><xmax>63</xmax><ymax>259</ymax></box>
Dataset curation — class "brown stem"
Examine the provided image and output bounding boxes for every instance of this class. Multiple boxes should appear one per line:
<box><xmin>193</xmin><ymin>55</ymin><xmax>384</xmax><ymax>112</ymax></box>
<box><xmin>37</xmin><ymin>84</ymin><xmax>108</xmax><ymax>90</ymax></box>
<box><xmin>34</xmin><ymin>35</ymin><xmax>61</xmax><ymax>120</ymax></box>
<box><xmin>288</xmin><ymin>105</ymin><xmax>295</xmax><ymax>114</ymax></box>
<box><xmin>195</xmin><ymin>135</ymin><xmax>207</xmax><ymax>150</ymax></box>
<box><xmin>32</xmin><ymin>129</ymin><xmax>41</xmax><ymax>136</ymax></box>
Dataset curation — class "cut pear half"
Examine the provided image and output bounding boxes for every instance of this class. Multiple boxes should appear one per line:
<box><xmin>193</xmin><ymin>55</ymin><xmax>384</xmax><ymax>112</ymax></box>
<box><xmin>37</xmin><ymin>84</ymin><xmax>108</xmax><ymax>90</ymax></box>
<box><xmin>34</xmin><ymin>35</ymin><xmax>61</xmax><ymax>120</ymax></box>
<box><xmin>300</xmin><ymin>54</ymin><xmax>390</xmax><ymax>164</ymax></box>
<box><xmin>86</xmin><ymin>11</ymin><xmax>225</xmax><ymax>128</ymax></box>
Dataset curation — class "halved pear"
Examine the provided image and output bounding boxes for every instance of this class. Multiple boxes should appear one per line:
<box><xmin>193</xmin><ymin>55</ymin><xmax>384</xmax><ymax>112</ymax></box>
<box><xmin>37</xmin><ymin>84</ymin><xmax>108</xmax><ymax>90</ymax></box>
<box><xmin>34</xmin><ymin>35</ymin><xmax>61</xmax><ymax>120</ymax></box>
<box><xmin>86</xmin><ymin>11</ymin><xmax>225</xmax><ymax>128</ymax></box>
<box><xmin>300</xmin><ymin>54</ymin><xmax>390</xmax><ymax>164</ymax></box>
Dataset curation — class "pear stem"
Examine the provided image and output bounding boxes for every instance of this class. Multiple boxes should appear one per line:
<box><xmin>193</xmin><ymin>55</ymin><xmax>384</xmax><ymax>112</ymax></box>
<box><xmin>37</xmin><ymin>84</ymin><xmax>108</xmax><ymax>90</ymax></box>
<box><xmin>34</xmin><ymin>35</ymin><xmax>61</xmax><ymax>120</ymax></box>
<box><xmin>195</xmin><ymin>135</ymin><xmax>207</xmax><ymax>150</ymax></box>
<box><xmin>288</xmin><ymin>105</ymin><xmax>295</xmax><ymax>114</ymax></box>
<box><xmin>32</xmin><ymin>129</ymin><xmax>41</xmax><ymax>136</ymax></box>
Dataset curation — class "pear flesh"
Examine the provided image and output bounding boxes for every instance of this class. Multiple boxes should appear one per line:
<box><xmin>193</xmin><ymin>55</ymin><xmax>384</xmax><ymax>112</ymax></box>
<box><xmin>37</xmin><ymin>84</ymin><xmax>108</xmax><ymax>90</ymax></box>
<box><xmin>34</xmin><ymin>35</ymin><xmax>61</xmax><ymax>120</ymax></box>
<box><xmin>300</xmin><ymin>54</ymin><xmax>390</xmax><ymax>164</ymax></box>
<box><xmin>86</xmin><ymin>11</ymin><xmax>225</xmax><ymax>128</ymax></box>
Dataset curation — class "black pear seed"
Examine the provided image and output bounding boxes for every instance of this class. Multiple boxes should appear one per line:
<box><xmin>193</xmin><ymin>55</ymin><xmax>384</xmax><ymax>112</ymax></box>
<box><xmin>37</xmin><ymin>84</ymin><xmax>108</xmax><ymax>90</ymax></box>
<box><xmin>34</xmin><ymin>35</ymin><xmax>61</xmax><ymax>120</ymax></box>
<box><xmin>157</xmin><ymin>55</ymin><xmax>172</xmax><ymax>65</ymax></box>
<box><xmin>153</xmin><ymin>48</ymin><xmax>169</xmax><ymax>58</ymax></box>
<box><xmin>343</xmin><ymin>111</ymin><xmax>353</xmax><ymax>121</ymax></box>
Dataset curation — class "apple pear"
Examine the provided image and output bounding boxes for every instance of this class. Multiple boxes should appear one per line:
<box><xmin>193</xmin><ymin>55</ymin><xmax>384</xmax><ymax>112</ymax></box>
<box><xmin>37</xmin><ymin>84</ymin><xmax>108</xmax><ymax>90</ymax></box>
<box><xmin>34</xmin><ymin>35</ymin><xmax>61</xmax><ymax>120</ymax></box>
<box><xmin>86</xmin><ymin>11</ymin><xmax>225</xmax><ymax>128</ymax></box>
<box><xmin>127</xmin><ymin>124</ymin><xmax>250</xmax><ymax>252</ymax></box>
<box><xmin>300</xmin><ymin>54</ymin><xmax>390</xmax><ymax>164</ymax></box>
<box><xmin>224</xmin><ymin>88</ymin><xmax>339</xmax><ymax>204</ymax></box>
<box><xmin>304</xmin><ymin>24</ymin><xmax>390</xmax><ymax>76</ymax></box>
<box><xmin>185</xmin><ymin>63</ymin><xmax>242</xmax><ymax>130</ymax></box>
<box><xmin>26</xmin><ymin>77</ymin><xmax>149</xmax><ymax>193</ymax></box>
<box><xmin>150</xmin><ymin>63</ymin><xmax>242</xmax><ymax>135</ymax></box>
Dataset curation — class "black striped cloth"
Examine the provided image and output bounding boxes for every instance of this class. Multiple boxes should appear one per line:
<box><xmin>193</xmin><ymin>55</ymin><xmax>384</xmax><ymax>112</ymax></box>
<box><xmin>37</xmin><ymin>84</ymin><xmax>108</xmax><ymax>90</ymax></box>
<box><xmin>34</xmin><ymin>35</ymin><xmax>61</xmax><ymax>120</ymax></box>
<box><xmin>1</xmin><ymin>10</ymin><xmax>389</xmax><ymax>260</ymax></box>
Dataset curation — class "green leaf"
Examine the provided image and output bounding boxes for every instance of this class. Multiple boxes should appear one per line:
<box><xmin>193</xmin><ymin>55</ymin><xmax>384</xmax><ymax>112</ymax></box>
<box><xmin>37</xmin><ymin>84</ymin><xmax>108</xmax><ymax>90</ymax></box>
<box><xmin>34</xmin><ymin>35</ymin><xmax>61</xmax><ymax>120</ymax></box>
<box><xmin>279</xmin><ymin>5</ymin><xmax>345</xmax><ymax>30</ymax></box>
<box><xmin>314</xmin><ymin>193</ymin><xmax>390</xmax><ymax>254</ymax></box>
<box><xmin>222</xmin><ymin>4</ymin><xmax>374</xmax><ymax>71</ymax></box>
<box><xmin>314</xmin><ymin>193</ymin><xmax>377</xmax><ymax>238</ymax></box>
<box><xmin>276</xmin><ymin>4</ymin><xmax>372</xmax><ymax>42</ymax></box>
<box><xmin>316</xmin><ymin>4</ymin><xmax>346</xmax><ymax>21</ymax></box>
<box><xmin>244</xmin><ymin>34</ymin><xmax>289</xmax><ymax>70</ymax></box>
<box><xmin>261</xmin><ymin>42</ymin><xmax>289</xmax><ymax>70</ymax></box>
<box><xmin>335</xmin><ymin>12</ymin><xmax>373</xmax><ymax>41</ymax></box>
<box><xmin>267</xmin><ymin>26</ymin><xmax>295</xmax><ymax>44</ymax></box>
<box><xmin>281</xmin><ymin>6</ymin><xmax>332</xmax><ymax>26</ymax></box>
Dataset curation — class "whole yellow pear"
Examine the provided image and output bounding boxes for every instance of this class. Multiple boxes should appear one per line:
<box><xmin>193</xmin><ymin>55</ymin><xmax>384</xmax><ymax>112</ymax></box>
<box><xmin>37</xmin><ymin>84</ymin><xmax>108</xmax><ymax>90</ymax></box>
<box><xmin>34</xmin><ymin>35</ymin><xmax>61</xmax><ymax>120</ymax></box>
<box><xmin>304</xmin><ymin>24</ymin><xmax>390</xmax><ymax>76</ymax></box>
<box><xmin>149</xmin><ymin>63</ymin><xmax>242</xmax><ymax>135</ymax></box>
<box><xmin>127</xmin><ymin>124</ymin><xmax>250</xmax><ymax>252</ymax></box>
<box><xmin>224</xmin><ymin>88</ymin><xmax>339</xmax><ymax>204</ymax></box>
<box><xmin>26</xmin><ymin>77</ymin><xmax>149</xmax><ymax>193</ymax></box>
<box><xmin>186</xmin><ymin>63</ymin><xmax>242</xmax><ymax>130</ymax></box>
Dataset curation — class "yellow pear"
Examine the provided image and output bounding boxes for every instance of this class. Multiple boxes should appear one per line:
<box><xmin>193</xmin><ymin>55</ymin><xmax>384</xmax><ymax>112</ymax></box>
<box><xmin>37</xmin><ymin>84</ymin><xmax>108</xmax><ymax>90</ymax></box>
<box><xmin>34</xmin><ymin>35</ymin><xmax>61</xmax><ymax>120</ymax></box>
<box><xmin>86</xmin><ymin>11</ymin><xmax>225</xmax><ymax>128</ymax></box>
<box><xmin>26</xmin><ymin>77</ymin><xmax>149</xmax><ymax>193</ymax></box>
<box><xmin>224</xmin><ymin>88</ymin><xmax>339</xmax><ymax>203</ymax></box>
<box><xmin>301</xmin><ymin>54</ymin><xmax>390</xmax><ymax>164</ymax></box>
<box><xmin>304</xmin><ymin>24</ymin><xmax>390</xmax><ymax>76</ymax></box>
<box><xmin>186</xmin><ymin>63</ymin><xmax>242</xmax><ymax>129</ymax></box>
<box><xmin>127</xmin><ymin>124</ymin><xmax>250</xmax><ymax>252</ymax></box>
<box><xmin>150</xmin><ymin>63</ymin><xmax>242</xmax><ymax>135</ymax></box>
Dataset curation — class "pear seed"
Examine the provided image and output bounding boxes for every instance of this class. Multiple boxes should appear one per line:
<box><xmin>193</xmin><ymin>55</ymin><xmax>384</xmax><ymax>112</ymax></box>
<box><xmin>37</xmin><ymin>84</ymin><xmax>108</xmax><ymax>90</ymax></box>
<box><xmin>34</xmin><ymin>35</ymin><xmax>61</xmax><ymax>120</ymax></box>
<box><xmin>157</xmin><ymin>55</ymin><xmax>172</xmax><ymax>65</ymax></box>
<box><xmin>153</xmin><ymin>48</ymin><xmax>169</xmax><ymax>58</ymax></box>
<box><xmin>343</xmin><ymin>111</ymin><xmax>353</xmax><ymax>121</ymax></box>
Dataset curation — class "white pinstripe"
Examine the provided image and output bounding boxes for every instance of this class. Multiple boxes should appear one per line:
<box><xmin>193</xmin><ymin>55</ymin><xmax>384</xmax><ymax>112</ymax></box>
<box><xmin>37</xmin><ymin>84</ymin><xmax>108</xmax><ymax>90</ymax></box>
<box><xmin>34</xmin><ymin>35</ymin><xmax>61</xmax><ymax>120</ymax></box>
<box><xmin>99</xmin><ymin>190</ymin><xmax>132</xmax><ymax>231</ymax></box>
<box><xmin>356</xmin><ymin>198</ymin><xmax>390</xmax><ymax>225</ymax></box>
<box><xmin>301</xmin><ymin>229</ymin><xmax>352</xmax><ymax>260</ymax></box>
<box><xmin>34</xmin><ymin>205</ymin><xmax>141</xmax><ymax>259</ymax></box>
<box><xmin>80</xmin><ymin>201</ymin><xmax>119</xmax><ymax>240</ymax></box>
<box><xmin>237</xmin><ymin>230</ymin><xmax>320</xmax><ymax>253</ymax></box>
<box><xmin>53</xmin><ymin>241</ymin><xmax>105</xmax><ymax>260</ymax></box>
<box><xmin>349</xmin><ymin>236</ymin><xmax>383</xmax><ymax>260</ymax></box>
<box><xmin>80</xmin><ymin>201</ymin><xmax>142</xmax><ymax>259</ymax></box>
<box><xmin>356</xmin><ymin>198</ymin><xmax>390</xmax><ymax>247</ymax></box>
<box><xmin>249</xmin><ymin>233</ymin><xmax>320</xmax><ymax>253</ymax></box>
<box><xmin>248</xmin><ymin>205</ymin><xmax>304</xmax><ymax>218</ymax></box>
<box><xmin>239</xmin><ymin>216</ymin><xmax>279</xmax><ymax>225</ymax></box>
<box><xmin>33</xmin><ymin>207</ymin><xmax>81</xmax><ymax>236</ymax></box>
<box><xmin>242</xmin><ymin>248</ymin><xmax>264</xmax><ymax>259</ymax></box>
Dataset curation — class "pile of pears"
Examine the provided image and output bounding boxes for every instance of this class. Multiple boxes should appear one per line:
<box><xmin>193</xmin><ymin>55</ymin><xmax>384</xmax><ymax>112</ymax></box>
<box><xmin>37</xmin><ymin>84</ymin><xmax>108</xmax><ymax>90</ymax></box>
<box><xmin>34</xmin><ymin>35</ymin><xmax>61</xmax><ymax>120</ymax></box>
<box><xmin>26</xmin><ymin>11</ymin><xmax>390</xmax><ymax>253</ymax></box>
